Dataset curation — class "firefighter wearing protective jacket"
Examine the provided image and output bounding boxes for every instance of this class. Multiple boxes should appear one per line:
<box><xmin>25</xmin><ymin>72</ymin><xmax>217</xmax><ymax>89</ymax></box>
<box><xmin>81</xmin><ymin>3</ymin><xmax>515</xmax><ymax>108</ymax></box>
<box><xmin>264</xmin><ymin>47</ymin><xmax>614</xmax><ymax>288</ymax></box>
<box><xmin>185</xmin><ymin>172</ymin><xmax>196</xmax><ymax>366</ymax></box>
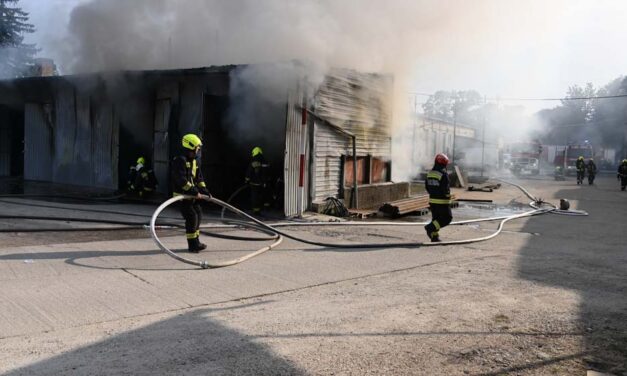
<box><xmin>576</xmin><ymin>156</ymin><xmax>586</xmax><ymax>185</ymax></box>
<box><xmin>424</xmin><ymin>153</ymin><xmax>453</xmax><ymax>242</ymax></box>
<box><xmin>171</xmin><ymin>134</ymin><xmax>211</xmax><ymax>253</ymax></box>
<box><xmin>245</xmin><ymin>146</ymin><xmax>270</xmax><ymax>214</ymax></box>
<box><xmin>618</xmin><ymin>159</ymin><xmax>627</xmax><ymax>191</ymax></box>
<box><xmin>129</xmin><ymin>156</ymin><xmax>158</xmax><ymax>198</ymax></box>
<box><xmin>586</xmin><ymin>158</ymin><xmax>597</xmax><ymax>185</ymax></box>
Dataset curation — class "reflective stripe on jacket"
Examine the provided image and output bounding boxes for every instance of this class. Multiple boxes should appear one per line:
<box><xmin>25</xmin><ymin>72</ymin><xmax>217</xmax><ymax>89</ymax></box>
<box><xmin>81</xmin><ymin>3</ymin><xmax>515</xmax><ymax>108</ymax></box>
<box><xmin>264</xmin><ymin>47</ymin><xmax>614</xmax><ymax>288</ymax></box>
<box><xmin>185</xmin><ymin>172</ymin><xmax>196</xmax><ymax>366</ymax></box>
<box><xmin>171</xmin><ymin>155</ymin><xmax>206</xmax><ymax>196</ymax></box>
<box><xmin>425</xmin><ymin>165</ymin><xmax>451</xmax><ymax>205</ymax></box>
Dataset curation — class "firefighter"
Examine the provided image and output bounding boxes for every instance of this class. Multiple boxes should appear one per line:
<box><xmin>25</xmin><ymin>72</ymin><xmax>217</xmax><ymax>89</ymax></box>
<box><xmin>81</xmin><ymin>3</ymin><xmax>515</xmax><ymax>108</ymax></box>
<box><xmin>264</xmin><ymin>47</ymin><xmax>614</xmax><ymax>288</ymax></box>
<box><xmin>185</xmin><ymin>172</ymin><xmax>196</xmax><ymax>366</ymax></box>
<box><xmin>126</xmin><ymin>159</ymin><xmax>139</xmax><ymax>193</ymax></box>
<box><xmin>171</xmin><ymin>134</ymin><xmax>211</xmax><ymax>253</ymax></box>
<box><xmin>586</xmin><ymin>158</ymin><xmax>597</xmax><ymax>185</ymax></box>
<box><xmin>130</xmin><ymin>156</ymin><xmax>158</xmax><ymax>198</ymax></box>
<box><xmin>424</xmin><ymin>153</ymin><xmax>453</xmax><ymax>242</ymax></box>
<box><xmin>245</xmin><ymin>146</ymin><xmax>271</xmax><ymax>215</ymax></box>
<box><xmin>618</xmin><ymin>159</ymin><xmax>627</xmax><ymax>191</ymax></box>
<box><xmin>575</xmin><ymin>156</ymin><xmax>586</xmax><ymax>185</ymax></box>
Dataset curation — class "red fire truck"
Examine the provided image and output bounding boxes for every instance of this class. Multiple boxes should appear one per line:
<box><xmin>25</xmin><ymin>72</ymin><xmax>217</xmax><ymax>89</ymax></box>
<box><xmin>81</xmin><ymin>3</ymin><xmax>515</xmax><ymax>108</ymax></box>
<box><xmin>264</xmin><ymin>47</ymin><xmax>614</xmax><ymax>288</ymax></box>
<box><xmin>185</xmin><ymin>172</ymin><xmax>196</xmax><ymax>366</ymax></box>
<box><xmin>554</xmin><ymin>144</ymin><xmax>594</xmax><ymax>176</ymax></box>
<box><xmin>504</xmin><ymin>140</ymin><xmax>542</xmax><ymax>175</ymax></box>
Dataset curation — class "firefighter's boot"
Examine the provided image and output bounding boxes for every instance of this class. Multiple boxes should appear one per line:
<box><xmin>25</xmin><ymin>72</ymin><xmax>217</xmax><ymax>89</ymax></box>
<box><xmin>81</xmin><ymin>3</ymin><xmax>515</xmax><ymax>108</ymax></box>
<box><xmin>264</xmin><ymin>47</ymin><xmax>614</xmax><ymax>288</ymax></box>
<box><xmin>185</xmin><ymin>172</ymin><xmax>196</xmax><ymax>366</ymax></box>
<box><xmin>424</xmin><ymin>225</ymin><xmax>441</xmax><ymax>242</ymax></box>
<box><xmin>430</xmin><ymin>231</ymin><xmax>441</xmax><ymax>242</ymax></box>
<box><xmin>187</xmin><ymin>238</ymin><xmax>207</xmax><ymax>253</ymax></box>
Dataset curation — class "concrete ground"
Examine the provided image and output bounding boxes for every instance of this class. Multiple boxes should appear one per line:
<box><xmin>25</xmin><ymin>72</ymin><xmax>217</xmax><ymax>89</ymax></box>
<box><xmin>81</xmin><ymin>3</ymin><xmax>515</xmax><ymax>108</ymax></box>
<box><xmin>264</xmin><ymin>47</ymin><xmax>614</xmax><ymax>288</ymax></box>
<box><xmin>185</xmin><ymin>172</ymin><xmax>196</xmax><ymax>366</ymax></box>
<box><xmin>0</xmin><ymin>175</ymin><xmax>626</xmax><ymax>375</ymax></box>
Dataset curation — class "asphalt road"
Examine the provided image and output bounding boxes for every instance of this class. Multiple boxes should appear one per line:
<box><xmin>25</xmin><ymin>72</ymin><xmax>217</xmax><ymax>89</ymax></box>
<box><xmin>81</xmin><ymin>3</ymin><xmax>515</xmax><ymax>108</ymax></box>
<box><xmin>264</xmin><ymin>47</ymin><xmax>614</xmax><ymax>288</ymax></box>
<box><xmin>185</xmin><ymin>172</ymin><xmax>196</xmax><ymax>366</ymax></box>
<box><xmin>0</xmin><ymin>175</ymin><xmax>625</xmax><ymax>375</ymax></box>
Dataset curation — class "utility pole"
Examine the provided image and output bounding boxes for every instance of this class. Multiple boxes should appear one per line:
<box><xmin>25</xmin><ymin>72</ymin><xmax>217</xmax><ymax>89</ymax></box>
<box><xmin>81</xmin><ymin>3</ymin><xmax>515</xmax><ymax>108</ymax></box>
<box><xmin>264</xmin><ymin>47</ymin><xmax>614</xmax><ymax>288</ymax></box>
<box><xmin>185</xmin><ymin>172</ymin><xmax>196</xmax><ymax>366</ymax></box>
<box><xmin>411</xmin><ymin>94</ymin><xmax>418</xmax><ymax>168</ymax></box>
<box><xmin>481</xmin><ymin>95</ymin><xmax>486</xmax><ymax>177</ymax></box>
<box><xmin>451</xmin><ymin>101</ymin><xmax>457</xmax><ymax>165</ymax></box>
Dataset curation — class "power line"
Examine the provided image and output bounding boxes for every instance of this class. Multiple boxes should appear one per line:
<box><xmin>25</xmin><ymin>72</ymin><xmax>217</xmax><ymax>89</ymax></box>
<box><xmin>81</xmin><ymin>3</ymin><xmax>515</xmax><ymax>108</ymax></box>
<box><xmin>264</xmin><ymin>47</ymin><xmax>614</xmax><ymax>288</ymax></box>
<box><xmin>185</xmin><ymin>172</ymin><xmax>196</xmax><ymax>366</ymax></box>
<box><xmin>409</xmin><ymin>92</ymin><xmax>627</xmax><ymax>101</ymax></box>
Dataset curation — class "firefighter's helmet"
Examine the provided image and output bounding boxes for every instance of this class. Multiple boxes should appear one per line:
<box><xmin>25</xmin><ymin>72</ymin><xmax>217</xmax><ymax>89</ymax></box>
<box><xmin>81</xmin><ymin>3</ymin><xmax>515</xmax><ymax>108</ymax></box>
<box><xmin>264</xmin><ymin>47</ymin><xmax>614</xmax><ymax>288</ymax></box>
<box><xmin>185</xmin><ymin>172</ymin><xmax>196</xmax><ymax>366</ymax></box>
<box><xmin>182</xmin><ymin>134</ymin><xmax>202</xmax><ymax>151</ymax></box>
<box><xmin>136</xmin><ymin>156</ymin><xmax>145</xmax><ymax>165</ymax></box>
<box><xmin>252</xmin><ymin>146</ymin><xmax>263</xmax><ymax>157</ymax></box>
<box><xmin>435</xmin><ymin>153</ymin><xmax>449</xmax><ymax>166</ymax></box>
<box><xmin>578</xmin><ymin>156</ymin><xmax>584</xmax><ymax>161</ymax></box>
<box><xmin>623</xmin><ymin>159</ymin><xmax>627</xmax><ymax>164</ymax></box>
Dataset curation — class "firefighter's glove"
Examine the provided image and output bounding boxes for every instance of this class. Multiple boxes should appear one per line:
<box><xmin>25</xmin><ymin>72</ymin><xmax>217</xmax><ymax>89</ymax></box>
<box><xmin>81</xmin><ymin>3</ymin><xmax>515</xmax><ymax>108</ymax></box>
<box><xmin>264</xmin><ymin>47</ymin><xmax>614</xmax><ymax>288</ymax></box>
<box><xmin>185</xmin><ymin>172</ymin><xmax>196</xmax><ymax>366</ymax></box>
<box><xmin>187</xmin><ymin>187</ymin><xmax>199</xmax><ymax>197</ymax></box>
<box><xmin>199</xmin><ymin>187</ymin><xmax>211</xmax><ymax>197</ymax></box>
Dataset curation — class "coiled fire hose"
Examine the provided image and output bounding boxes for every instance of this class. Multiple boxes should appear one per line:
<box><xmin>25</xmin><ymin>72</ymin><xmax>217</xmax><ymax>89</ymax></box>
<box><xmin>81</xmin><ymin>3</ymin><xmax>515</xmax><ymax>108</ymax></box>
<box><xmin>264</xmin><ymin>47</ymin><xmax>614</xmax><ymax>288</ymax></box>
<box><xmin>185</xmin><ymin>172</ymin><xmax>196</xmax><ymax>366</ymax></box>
<box><xmin>150</xmin><ymin>178</ymin><xmax>587</xmax><ymax>269</ymax></box>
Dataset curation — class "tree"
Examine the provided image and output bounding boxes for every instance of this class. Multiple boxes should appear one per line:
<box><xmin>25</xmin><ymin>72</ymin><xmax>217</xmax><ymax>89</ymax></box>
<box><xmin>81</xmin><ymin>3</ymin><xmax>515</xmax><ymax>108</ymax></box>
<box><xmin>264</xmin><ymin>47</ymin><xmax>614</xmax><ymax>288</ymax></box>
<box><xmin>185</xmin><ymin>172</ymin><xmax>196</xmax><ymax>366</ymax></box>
<box><xmin>561</xmin><ymin>82</ymin><xmax>598</xmax><ymax>123</ymax></box>
<box><xmin>422</xmin><ymin>90</ymin><xmax>482</xmax><ymax>124</ymax></box>
<box><xmin>0</xmin><ymin>0</ymin><xmax>37</xmax><ymax>78</ymax></box>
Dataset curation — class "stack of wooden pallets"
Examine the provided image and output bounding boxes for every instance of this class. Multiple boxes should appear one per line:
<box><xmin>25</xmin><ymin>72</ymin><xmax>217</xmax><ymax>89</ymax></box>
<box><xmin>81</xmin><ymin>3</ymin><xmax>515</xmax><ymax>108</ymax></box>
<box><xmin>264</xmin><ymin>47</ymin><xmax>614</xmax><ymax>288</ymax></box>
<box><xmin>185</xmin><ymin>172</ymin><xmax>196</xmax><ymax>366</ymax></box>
<box><xmin>379</xmin><ymin>195</ymin><xmax>458</xmax><ymax>218</ymax></box>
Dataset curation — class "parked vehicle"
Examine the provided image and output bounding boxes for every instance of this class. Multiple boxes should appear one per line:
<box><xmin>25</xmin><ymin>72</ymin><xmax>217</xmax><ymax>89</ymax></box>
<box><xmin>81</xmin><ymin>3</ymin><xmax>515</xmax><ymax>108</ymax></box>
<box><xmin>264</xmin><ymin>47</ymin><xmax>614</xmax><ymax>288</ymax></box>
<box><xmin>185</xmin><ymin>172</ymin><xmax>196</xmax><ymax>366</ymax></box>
<box><xmin>555</xmin><ymin>144</ymin><xmax>594</xmax><ymax>176</ymax></box>
<box><xmin>505</xmin><ymin>141</ymin><xmax>542</xmax><ymax>175</ymax></box>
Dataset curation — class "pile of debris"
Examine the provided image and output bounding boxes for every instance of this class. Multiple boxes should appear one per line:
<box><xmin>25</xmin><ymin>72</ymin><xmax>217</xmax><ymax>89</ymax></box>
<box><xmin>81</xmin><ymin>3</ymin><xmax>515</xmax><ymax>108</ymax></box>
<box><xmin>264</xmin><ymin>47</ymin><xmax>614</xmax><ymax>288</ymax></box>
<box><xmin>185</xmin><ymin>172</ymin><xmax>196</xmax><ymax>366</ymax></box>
<box><xmin>467</xmin><ymin>183</ymin><xmax>501</xmax><ymax>193</ymax></box>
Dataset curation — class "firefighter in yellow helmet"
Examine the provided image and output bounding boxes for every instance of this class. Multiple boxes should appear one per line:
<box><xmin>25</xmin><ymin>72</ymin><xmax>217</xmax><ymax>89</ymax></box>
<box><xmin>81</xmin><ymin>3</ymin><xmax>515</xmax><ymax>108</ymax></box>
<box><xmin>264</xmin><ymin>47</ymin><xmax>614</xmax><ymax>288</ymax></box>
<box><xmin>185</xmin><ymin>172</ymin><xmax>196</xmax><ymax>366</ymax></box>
<box><xmin>171</xmin><ymin>134</ymin><xmax>211</xmax><ymax>253</ymax></box>
<box><xmin>575</xmin><ymin>156</ymin><xmax>586</xmax><ymax>185</ymax></box>
<box><xmin>245</xmin><ymin>146</ymin><xmax>271</xmax><ymax>215</ymax></box>
<box><xmin>128</xmin><ymin>156</ymin><xmax>158</xmax><ymax>198</ymax></box>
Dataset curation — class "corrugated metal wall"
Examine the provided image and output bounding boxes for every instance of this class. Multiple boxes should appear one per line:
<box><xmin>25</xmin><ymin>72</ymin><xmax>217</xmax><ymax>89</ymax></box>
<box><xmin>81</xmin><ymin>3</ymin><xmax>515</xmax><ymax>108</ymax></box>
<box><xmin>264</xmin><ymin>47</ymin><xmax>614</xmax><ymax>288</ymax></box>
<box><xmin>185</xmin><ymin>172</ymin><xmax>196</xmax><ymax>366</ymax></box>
<box><xmin>24</xmin><ymin>103</ymin><xmax>53</xmax><ymax>181</ymax></box>
<box><xmin>311</xmin><ymin>70</ymin><xmax>392</xmax><ymax>202</ymax></box>
<box><xmin>92</xmin><ymin>102</ymin><xmax>119</xmax><ymax>188</ymax></box>
<box><xmin>284</xmin><ymin>90</ymin><xmax>309</xmax><ymax>217</ymax></box>
<box><xmin>153</xmin><ymin>99</ymin><xmax>171</xmax><ymax>194</ymax></box>
<box><xmin>312</xmin><ymin>119</ymin><xmax>349</xmax><ymax>201</ymax></box>
<box><xmin>53</xmin><ymin>83</ymin><xmax>78</xmax><ymax>184</ymax></box>
<box><xmin>0</xmin><ymin>110</ymin><xmax>10</xmax><ymax>176</ymax></box>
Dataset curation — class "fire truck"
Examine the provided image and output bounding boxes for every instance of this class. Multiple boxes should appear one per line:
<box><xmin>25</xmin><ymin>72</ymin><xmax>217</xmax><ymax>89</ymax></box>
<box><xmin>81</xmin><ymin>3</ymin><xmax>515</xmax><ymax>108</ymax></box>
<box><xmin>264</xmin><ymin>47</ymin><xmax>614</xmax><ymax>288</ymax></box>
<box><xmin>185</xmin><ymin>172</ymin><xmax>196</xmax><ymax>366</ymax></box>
<box><xmin>554</xmin><ymin>144</ymin><xmax>594</xmax><ymax>176</ymax></box>
<box><xmin>504</xmin><ymin>140</ymin><xmax>542</xmax><ymax>175</ymax></box>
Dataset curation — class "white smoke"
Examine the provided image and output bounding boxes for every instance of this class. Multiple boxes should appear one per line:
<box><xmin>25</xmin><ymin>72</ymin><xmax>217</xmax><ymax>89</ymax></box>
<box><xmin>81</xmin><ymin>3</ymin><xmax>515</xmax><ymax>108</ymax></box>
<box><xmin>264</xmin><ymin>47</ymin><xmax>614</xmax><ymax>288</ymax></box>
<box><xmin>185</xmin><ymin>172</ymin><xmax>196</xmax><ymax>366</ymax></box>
<box><xmin>53</xmin><ymin>0</ymin><xmax>571</xmax><ymax>180</ymax></box>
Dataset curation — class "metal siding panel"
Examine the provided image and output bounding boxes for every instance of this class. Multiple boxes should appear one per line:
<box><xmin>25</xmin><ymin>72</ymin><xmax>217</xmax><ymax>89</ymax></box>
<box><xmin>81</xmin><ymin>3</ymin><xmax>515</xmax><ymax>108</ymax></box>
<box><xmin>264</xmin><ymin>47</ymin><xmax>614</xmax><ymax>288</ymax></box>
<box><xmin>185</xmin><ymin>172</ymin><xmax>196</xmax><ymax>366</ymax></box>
<box><xmin>75</xmin><ymin>94</ymin><xmax>92</xmax><ymax>185</ymax></box>
<box><xmin>283</xmin><ymin>90</ymin><xmax>309</xmax><ymax>217</ymax></box>
<box><xmin>53</xmin><ymin>84</ymin><xmax>77</xmax><ymax>185</ymax></box>
<box><xmin>24</xmin><ymin>103</ymin><xmax>52</xmax><ymax>181</ymax></box>
<box><xmin>153</xmin><ymin>99</ymin><xmax>171</xmax><ymax>194</ymax></box>
<box><xmin>91</xmin><ymin>104</ymin><xmax>117</xmax><ymax>189</ymax></box>
<box><xmin>313</xmin><ymin>119</ymin><xmax>348</xmax><ymax>202</ymax></box>
<box><xmin>0</xmin><ymin>114</ymin><xmax>9</xmax><ymax>176</ymax></box>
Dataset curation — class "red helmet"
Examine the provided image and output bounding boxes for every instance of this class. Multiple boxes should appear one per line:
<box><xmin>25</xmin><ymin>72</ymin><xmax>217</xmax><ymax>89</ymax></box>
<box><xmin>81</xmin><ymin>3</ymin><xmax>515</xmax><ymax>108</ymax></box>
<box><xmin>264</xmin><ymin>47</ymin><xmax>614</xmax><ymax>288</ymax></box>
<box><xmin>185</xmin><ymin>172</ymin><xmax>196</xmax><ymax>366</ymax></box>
<box><xmin>435</xmin><ymin>153</ymin><xmax>449</xmax><ymax>166</ymax></box>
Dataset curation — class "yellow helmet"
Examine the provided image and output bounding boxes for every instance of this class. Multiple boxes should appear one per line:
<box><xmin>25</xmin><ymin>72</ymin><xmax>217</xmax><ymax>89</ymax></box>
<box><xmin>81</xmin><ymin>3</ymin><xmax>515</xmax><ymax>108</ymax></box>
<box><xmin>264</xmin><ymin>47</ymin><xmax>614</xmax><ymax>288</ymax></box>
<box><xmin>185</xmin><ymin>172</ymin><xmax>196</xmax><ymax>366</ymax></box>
<box><xmin>623</xmin><ymin>159</ymin><xmax>627</xmax><ymax>164</ymax></box>
<box><xmin>252</xmin><ymin>146</ymin><xmax>263</xmax><ymax>157</ymax></box>
<box><xmin>578</xmin><ymin>156</ymin><xmax>584</xmax><ymax>160</ymax></box>
<box><xmin>136</xmin><ymin>156</ymin><xmax>145</xmax><ymax>165</ymax></box>
<box><xmin>182</xmin><ymin>134</ymin><xmax>202</xmax><ymax>151</ymax></box>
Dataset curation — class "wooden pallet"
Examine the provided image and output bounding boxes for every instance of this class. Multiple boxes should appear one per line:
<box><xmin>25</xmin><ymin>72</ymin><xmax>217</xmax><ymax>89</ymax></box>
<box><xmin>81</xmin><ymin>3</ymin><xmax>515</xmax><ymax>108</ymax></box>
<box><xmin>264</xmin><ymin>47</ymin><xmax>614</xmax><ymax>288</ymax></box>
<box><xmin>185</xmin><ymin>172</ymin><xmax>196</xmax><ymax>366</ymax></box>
<box><xmin>379</xmin><ymin>194</ymin><xmax>458</xmax><ymax>218</ymax></box>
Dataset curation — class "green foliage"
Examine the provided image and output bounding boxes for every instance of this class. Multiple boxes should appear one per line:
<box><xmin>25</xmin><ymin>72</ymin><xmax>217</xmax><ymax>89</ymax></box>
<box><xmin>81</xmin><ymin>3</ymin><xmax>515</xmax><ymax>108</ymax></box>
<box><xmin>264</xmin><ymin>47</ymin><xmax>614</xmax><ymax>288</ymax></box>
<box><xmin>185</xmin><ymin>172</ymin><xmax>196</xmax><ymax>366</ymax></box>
<box><xmin>537</xmin><ymin>78</ymin><xmax>627</xmax><ymax>150</ymax></box>
<box><xmin>422</xmin><ymin>90</ymin><xmax>482</xmax><ymax>123</ymax></box>
<box><xmin>0</xmin><ymin>0</ymin><xmax>38</xmax><ymax>78</ymax></box>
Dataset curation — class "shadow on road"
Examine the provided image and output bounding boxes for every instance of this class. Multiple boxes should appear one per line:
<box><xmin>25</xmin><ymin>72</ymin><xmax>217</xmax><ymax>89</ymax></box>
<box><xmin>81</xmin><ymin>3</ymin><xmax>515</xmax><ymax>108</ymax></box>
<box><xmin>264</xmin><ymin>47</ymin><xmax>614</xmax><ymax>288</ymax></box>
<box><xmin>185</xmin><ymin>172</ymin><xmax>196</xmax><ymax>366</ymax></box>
<box><xmin>2</xmin><ymin>306</ymin><xmax>305</xmax><ymax>376</ymax></box>
<box><xmin>512</xmin><ymin>176</ymin><xmax>627</xmax><ymax>374</ymax></box>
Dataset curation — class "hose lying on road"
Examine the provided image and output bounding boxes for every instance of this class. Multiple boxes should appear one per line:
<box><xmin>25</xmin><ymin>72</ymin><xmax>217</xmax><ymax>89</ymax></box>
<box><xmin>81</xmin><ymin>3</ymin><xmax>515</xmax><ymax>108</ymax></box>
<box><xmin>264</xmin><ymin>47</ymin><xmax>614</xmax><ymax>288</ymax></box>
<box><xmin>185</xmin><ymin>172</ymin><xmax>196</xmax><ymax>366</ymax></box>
<box><xmin>150</xmin><ymin>195</ymin><xmax>549</xmax><ymax>269</ymax></box>
<box><xmin>150</xmin><ymin>195</ymin><xmax>283</xmax><ymax>269</ymax></box>
<box><xmin>150</xmin><ymin>178</ymin><xmax>588</xmax><ymax>269</ymax></box>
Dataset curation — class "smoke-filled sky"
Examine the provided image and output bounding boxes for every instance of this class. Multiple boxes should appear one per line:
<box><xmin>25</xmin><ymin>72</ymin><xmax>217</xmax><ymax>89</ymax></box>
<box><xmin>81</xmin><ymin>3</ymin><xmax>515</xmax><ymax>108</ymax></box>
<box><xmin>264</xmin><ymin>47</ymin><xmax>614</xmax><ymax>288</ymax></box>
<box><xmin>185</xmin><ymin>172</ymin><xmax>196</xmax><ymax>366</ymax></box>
<box><xmin>19</xmin><ymin>0</ymin><xmax>627</xmax><ymax>113</ymax></box>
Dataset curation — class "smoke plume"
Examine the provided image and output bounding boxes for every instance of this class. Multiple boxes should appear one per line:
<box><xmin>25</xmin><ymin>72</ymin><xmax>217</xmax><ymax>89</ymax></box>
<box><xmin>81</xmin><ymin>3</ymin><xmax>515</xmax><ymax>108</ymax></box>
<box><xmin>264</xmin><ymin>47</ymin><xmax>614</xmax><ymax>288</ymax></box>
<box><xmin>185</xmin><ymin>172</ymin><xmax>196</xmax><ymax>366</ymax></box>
<box><xmin>55</xmin><ymin>0</ymin><xmax>568</xmax><ymax>179</ymax></box>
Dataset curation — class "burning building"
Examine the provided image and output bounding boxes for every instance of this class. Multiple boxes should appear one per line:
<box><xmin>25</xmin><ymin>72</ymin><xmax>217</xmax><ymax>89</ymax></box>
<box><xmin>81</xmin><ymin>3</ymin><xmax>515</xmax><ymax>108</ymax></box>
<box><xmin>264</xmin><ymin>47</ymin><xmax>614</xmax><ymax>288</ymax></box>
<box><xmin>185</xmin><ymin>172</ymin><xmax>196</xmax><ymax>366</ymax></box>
<box><xmin>0</xmin><ymin>63</ymin><xmax>402</xmax><ymax>217</ymax></box>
